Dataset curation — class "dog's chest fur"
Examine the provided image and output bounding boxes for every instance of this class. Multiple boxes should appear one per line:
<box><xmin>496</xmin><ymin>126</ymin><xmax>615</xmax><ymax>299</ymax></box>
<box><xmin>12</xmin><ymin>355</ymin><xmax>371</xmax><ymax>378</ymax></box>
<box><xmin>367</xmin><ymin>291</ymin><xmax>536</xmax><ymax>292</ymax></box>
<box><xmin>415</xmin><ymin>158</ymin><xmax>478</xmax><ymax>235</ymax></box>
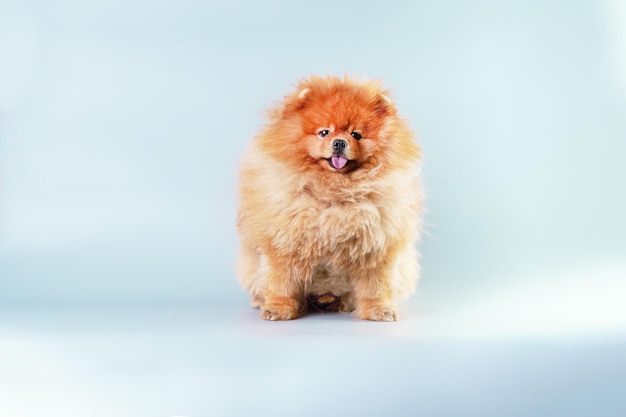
<box><xmin>270</xmin><ymin>184</ymin><xmax>389</xmax><ymax>265</ymax></box>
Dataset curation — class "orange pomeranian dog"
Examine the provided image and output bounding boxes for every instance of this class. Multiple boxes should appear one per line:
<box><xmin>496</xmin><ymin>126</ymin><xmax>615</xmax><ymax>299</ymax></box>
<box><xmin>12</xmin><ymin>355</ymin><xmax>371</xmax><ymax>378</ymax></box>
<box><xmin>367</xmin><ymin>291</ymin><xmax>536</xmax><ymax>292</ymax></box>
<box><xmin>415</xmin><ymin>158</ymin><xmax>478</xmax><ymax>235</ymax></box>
<box><xmin>236</xmin><ymin>75</ymin><xmax>423</xmax><ymax>321</ymax></box>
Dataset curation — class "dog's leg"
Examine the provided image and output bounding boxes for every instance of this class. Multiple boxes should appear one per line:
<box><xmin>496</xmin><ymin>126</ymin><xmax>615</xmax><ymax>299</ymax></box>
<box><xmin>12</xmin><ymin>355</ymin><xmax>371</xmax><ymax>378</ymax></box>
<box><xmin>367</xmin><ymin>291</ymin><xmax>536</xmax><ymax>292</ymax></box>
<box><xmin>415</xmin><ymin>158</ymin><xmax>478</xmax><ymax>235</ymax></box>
<box><xmin>349</xmin><ymin>260</ymin><xmax>398</xmax><ymax>321</ymax></box>
<box><xmin>261</xmin><ymin>253</ymin><xmax>306</xmax><ymax>321</ymax></box>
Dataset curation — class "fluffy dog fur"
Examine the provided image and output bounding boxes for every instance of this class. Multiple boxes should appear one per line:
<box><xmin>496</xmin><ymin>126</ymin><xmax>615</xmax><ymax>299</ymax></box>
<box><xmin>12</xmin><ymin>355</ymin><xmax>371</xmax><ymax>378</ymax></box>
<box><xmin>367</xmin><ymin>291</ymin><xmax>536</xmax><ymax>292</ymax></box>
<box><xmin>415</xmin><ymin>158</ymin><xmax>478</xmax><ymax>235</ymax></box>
<box><xmin>236</xmin><ymin>75</ymin><xmax>423</xmax><ymax>321</ymax></box>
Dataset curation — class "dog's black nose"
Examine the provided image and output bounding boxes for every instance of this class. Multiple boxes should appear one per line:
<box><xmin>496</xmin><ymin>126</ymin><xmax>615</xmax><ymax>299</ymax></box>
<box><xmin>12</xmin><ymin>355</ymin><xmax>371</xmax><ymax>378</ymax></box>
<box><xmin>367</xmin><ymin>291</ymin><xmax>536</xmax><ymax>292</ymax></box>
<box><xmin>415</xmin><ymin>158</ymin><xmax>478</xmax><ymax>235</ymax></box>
<box><xmin>332</xmin><ymin>139</ymin><xmax>347</xmax><ymax>152</ymax></box>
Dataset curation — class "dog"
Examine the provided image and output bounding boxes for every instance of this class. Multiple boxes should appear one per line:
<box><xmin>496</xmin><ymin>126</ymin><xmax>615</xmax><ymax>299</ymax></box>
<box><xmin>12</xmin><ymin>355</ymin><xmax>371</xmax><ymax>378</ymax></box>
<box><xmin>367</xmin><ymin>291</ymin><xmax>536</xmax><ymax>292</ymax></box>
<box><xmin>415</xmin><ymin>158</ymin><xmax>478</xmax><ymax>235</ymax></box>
<box><xmin>236</xmin><ymin>75</ymin><xmax>423</xmax><ymax>321</ymax></box>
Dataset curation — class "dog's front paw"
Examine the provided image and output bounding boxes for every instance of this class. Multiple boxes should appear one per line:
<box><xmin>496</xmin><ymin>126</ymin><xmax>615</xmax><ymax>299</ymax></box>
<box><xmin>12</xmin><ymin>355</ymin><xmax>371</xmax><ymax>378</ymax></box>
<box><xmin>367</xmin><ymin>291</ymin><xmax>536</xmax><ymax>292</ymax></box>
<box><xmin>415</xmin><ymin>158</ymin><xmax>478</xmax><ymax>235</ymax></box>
<box><xmin>357</xmin><ymin>304</ymin><xmax>399</xmax><ymax>322</ymax></box>
<box><xmin>262</xmin><ymin>302</ymin><xmax>299</xmax><ymax>321</ymax></box>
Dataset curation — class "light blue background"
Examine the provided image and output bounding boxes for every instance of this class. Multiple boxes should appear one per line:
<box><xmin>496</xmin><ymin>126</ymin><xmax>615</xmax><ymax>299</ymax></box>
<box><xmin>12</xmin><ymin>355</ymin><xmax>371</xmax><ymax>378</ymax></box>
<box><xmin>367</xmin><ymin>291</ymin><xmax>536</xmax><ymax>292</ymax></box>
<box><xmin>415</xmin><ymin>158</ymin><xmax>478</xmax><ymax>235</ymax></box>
<box><xmin>1</xmin><ymin>1</ymin><xmax>625</xmax><ymax>416</ymax></box>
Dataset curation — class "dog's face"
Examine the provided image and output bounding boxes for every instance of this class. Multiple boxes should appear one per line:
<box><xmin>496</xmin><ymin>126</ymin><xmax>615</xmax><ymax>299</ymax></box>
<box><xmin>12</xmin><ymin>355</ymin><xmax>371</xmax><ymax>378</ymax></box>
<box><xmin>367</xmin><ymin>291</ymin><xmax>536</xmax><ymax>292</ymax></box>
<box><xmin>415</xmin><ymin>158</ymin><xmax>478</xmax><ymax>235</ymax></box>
<box><xmin>258</xmin><ymin>76</ymin><xmax>419</xmax><ymax>174</ymax></box>
<box><xmin>294</xmin><ymin>82</ymin><xmax>392</xmax><ymax>173</ymax></box>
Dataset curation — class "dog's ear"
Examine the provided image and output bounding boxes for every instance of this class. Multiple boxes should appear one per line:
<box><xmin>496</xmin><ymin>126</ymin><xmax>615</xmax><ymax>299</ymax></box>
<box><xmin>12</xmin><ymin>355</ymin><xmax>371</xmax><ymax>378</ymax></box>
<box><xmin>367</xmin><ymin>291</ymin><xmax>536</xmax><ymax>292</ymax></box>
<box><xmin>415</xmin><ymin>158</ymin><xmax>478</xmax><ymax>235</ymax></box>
<box><xmin>374</xmin><ymin>92</ymin><xmax>395</xmax><ymax>117</ymax></box>
<box><xmin>297</xmin><ymin>87</ymin><xmax>311</xmax><ymax>101</ymax></box>
<box><xmin>283</xmin><ymin>86</ymin><xmax>311</xmax><ymax>115</ymax></box>
<box><xmin>265</xmin><ymin>86</ymin><xmax>311</xmax><ymax>121</ymax></box>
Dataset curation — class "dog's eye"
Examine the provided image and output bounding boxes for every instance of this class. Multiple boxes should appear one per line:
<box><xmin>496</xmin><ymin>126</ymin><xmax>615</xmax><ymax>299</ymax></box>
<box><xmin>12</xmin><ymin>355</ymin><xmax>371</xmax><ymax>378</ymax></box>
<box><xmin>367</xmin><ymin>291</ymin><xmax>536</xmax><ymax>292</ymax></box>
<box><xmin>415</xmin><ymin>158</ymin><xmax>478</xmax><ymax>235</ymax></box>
<box><xmin>351</xmin><ymin>132</ymin><xmax>362</xmax><ymax>140</ymax></box>
<box><xmin>318</xmin><ymin>130</ymin><xmax>330</xmax><ymax>138</ymax></box>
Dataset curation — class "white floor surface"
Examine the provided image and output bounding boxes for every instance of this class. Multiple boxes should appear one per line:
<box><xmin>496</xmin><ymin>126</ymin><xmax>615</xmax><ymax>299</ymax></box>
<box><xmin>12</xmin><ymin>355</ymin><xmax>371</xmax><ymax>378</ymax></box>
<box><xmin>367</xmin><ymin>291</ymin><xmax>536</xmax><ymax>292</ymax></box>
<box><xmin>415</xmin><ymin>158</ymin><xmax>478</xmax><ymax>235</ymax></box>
<box><xmin>1</xmin><ymin>291</ymin><xmax>624</xmax><ymax>417</ymax></box>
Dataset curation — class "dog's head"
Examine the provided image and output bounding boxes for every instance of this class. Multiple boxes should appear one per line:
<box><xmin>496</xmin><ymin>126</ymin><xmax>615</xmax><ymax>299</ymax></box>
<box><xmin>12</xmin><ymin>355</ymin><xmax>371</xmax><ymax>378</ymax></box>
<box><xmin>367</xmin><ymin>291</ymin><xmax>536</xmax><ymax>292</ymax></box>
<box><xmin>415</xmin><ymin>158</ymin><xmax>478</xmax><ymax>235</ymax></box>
<box><xmin>259</xmin><ymin>75</ymin><xmax>420</xmax><ymax>174</ymax></box>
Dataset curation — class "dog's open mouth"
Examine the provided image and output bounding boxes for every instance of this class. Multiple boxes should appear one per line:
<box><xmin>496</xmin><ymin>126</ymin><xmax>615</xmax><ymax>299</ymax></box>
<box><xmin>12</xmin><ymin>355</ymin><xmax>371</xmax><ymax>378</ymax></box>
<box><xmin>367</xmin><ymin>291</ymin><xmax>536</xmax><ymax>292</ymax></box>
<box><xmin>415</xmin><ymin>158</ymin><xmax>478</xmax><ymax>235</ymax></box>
<box><xmin>328</xmin><ymin>155</ymin><xmax>349</xmax><ymax>170</ymax></box>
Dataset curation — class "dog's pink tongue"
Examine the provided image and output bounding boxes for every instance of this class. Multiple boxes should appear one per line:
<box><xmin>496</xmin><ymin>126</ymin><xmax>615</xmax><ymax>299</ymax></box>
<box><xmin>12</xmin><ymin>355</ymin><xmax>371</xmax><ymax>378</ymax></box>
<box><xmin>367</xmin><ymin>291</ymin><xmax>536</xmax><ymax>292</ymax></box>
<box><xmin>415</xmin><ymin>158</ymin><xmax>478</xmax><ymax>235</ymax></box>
<box><xmin>331</xmin><ymin>155</ymin><xmax>348</xmax><ymax>169</ymax></box>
